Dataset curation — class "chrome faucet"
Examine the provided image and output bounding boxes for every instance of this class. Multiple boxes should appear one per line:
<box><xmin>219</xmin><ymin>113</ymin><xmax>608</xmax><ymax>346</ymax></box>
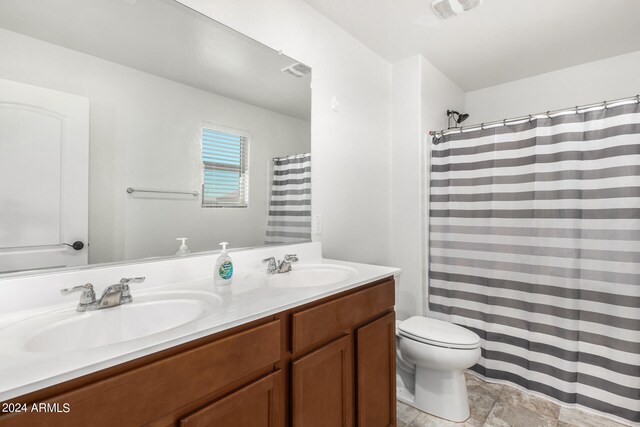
<box><xmin>262</xmin><ymin>254</ymin><xmax>298</xmax><ymax>274</ymax></box>
<box><xmin>61</xmin><ymin>277</ymin><xmax>145</xmax><ymax>312</ymax></box>
<box><xmin>278</xmin><ymin>254</ymin><xmax>298</xmax><ymax>273</ymax></box>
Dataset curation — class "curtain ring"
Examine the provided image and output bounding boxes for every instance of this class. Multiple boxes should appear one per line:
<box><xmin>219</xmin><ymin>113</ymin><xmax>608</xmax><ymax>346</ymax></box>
<box><xmin>546</xmin><ymin>111</ymin><xmax>551</xmax><ymax>119</ymax></box>
<box><xmin>603</xmin><ymin>100</ymin><xmax>608</xmax><ymax>110</ymax></box>
<box><xmin>528</xmin><ymin>114</ymin><xmax>533</xmax><ymax>122</ymax></box>
<box><xmin>480</xmin><ymin>123</ymin><xmax>485</xmax><ymax>130</ymax></box>
<box><xmin>502</xmin><ymin>119</ymin><xmax>507</xmax><ymax>127</ymax></box>
<box><xmin>636</xmin><ymin>94</ymin><xmax>639</xmax><ymax>104</ymax></box>
<box><xmin>575</xmin><ymin>106</ymin><xmax>579</xmax><ymax>115</ymax></box>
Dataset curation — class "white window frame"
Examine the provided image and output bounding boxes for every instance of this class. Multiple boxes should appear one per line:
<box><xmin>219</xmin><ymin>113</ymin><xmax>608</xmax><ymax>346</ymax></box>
<box><xmin>200</xmin><ymin>123</ymin><xmax>250</xmax><ymax>208</ymax></box>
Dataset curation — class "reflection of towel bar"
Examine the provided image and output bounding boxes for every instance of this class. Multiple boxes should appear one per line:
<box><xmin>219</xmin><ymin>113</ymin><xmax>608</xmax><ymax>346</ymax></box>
<box><xmin>126</xmin><ymin>187</ymin><xmax>199</xmax><ymax>197</ymax></box>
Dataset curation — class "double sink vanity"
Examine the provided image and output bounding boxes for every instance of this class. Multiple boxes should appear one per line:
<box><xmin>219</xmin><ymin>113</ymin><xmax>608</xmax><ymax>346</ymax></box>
<box><xmin>0</xmin><ymin>243</ymin><xmax>399</xmax><ymax>426</ymax></box>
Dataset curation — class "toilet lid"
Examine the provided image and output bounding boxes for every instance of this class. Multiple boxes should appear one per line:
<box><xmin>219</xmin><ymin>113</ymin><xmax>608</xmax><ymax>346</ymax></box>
<box><xmin>397</xmin><ymin>316</ymin><xmax>480</xmax><ymax>349</ymax></box>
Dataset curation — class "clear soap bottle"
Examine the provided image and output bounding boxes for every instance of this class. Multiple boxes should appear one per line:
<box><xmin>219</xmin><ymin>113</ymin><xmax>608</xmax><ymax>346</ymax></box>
<box><xmin>214</xmin><ymin>242</ymin><xmax>233</xmax><ymax>286</ymax></box>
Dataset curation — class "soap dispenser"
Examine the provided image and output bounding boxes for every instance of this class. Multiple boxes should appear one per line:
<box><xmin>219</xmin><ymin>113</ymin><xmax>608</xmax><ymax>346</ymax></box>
<box><xmin>214</xmin><ymin>242</ymin><xmax>233</xmax><ymax>286</ymax></box>
<box><xmin>175</xmin><ymin>238</ymin><xmax>191</xmax><ymax>256</ymax></box>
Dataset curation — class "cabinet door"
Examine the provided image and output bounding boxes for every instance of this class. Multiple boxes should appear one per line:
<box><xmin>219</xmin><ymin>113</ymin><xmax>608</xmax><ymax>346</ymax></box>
<box><xmin>356</xmin><ymin>312</ymin><xmax>396</xmax><ymax>427</ymax></box>
<box><xmin>292</xmin><ymin>335</ymin><xmax>353</xmax><ymax>427</ymax></box>
<box><xmin>179</xmin><ymin>371</ymin><xmax>283</xmax><ymax>427</ymax></box>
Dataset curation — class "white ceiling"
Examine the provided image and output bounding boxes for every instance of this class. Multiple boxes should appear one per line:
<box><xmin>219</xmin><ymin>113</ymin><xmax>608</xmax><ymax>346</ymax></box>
<box><xmin>0</xmin><ymin>0</ymin><xmax>311</xmax><ymax>120</ymax></box>
<box><xmin>301</xmin><ymin>0</ymin><xmax>640</xmax><ymax>91</ymax></box>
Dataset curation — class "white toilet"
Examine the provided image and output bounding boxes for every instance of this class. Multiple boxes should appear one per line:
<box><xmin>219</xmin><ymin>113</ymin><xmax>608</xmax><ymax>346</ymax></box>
<box><xmin>396</xmin><ymin>316</ymin><xmax>481</xmax><ymax>422</ymax></box>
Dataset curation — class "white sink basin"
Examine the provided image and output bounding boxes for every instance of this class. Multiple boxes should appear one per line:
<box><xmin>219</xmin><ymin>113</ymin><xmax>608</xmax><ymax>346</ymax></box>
<box><xmin>1</xmin><ymin>291</ymin><xmax>221</xmax><ymax>353</ymax></box>
<box><xmin>246</xmin><ymin>264</ymin><xmax>357</xmax><ymax>288</ymax></box>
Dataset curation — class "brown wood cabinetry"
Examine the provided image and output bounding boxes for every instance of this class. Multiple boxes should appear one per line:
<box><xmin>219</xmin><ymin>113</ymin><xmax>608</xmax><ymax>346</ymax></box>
<box><xmin>179</xmin><ymin>371</ymin><xmax>284</xmax><ymax>427</ymax></box>
<box><xmin>290</xmin><ymin>279</ymin><xmax>396</xmax><ymax>427</ymax></box>
<box><xmin>291</xmin><ymin>279</ymin><xmax>395</xmax><ymax>354</ymax></box>
<box><xmin>356</xmin><ymin>312</ymin><xmax>396</xmax><ymax>427</ymax></box>
<box><xmin>0</xmin><ymin>277</ymin><xmax>395</xmax><ymax>427</ymax></box>
<box><xmin>292</xmin><ymin>335</ymin><xmax>353</xmax><ymax>427</ymax></box>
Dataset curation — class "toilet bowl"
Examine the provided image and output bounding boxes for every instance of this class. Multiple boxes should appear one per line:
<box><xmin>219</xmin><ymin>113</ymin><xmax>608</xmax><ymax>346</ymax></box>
<box><xmin>395</xmin><ymin>332</ymin><xmax>416</xmax><ymax>395</ymax></box>
<box><xmin>395</xmin><ymin>316</ymin><xmax>481</xmax><ymax>422</ymax></box>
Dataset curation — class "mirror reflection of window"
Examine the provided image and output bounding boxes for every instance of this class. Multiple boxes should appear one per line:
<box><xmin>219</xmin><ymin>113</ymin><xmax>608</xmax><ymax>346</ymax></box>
<box><xmin>201</xmin><ymin>127</ymin><xmax>249</xmax><ymax>208</ymax></box>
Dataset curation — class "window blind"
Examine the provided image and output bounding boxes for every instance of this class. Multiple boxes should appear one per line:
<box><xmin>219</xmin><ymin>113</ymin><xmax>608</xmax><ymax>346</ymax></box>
<box><xmin>201</xmin><ymin>127</ymin><xmax>249</xmax><ymax>207</ymax></box>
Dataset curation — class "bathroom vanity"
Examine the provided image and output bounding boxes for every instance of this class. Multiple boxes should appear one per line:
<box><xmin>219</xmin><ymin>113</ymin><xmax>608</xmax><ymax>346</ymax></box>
<box><xmin>0</xmin><ymin>244</ymin><xmax>398</xmax><ymax>427</ymax></box>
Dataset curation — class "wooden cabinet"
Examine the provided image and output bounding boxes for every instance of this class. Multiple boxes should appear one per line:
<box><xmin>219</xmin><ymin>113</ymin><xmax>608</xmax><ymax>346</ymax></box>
<box><xmin>291</xmin><ymin>280</ymin><xmax>395</xmax><ymax>354</ymax></box>
<box><xmin>179</xmin><ymin>371</ymin><xmax>283</xmax><ymax>427</ymax></box>
<box><xmin>292</xmin><ymin>336</ymin><xmax>353</xmax><ymax>427</ymax></box>
<box><xmin>0</xmin><ymin>278</ymin><xmax>395</xmax><ymax>427</ymax></box>
<box><xmin>290</xmin><ymin>279</ymin><xmax>396</xmax><ymax>427</ymax></box>
<box><xmin>356</xmin><ymin>312</ymin><xmax>396</xmax><ymax>427</ymax></box>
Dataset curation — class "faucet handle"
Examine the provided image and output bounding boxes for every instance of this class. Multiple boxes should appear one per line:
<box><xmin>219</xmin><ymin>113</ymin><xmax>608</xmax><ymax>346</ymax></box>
<box><xmin>284</xmin><ymin>254</ymin><xmax>299</xmax><ymax>262</ymax></box>
<box><xmin>118</xmin><ymin>277</ymin><xmax>144</xmax><ymax>304</ymax></box>
<box><xmin>61</xmin><ymin>283</ymin><xmax>93</xmax><ymax>295</ymax></box>
<box><xmin>61</xmin><ymin>283</ymin><xmax>96</xmax><ymax>311</ymax></box>
<box><xmin>262</xmin><ymin>257</ymin><xmax>277</xmax><ymax>274</ymax></box>
<box><xmin>120</xmin><ymin>277</ymin><xmax>146</xmax><ymax>285</ymax></box>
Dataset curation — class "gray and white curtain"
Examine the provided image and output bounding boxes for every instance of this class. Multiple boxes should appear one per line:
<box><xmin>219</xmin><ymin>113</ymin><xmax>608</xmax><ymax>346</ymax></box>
<box><xmin>265</xmin><ymin>153</ymin><xmax>311</xmax><ymax>244</ymax></box>
<box><xmin>429</xmin><ymin>103</ymin><xmax>640</xmax><ymax>424</ymax></box>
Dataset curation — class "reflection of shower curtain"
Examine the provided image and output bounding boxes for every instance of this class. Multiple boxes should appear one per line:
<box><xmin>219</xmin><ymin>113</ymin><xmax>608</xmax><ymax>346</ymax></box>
<box><xmin>265</xmin><ymin>153</ymin><xmax>311</xmax><ymax>244</ymax></box>
<box><xmin>429</xmin><ymin>103</ymin><xmax>640</xmax><ymax>424</ymax></box>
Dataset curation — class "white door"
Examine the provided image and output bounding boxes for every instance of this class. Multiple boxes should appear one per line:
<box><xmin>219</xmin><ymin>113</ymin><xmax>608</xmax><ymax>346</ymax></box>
<box><xmin>0</xmin><ymin>79</ymin><xmax>89</xmax><ymax>273</ymax></box>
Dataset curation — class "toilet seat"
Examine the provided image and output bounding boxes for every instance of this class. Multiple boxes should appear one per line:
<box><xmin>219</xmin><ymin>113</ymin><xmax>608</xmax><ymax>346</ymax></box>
<box><xmin>398</xmin><ymin>316</ymin><xmax>480</xmax><ymax>350</ymax></box>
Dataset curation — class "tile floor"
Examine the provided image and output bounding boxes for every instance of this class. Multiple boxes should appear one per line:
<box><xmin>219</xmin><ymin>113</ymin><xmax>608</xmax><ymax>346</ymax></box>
<box><xmin>397</xmin><ymin>373</ymin><xmax>631</xmax><ymax>427</ymax></box>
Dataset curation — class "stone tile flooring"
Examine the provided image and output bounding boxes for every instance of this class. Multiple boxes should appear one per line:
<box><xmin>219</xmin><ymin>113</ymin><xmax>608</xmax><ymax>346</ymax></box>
<box><xmin>397</xmin><ymin>373</ymin><xmax>631</xmax><ymax>427</ymax></box>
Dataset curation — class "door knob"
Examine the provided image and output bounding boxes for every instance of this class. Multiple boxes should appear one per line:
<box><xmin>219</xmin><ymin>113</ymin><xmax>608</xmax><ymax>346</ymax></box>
<box><xmin>63</xmin><ymin>241</ymin><xmax>85</xmax><ymax>251</ymax></box>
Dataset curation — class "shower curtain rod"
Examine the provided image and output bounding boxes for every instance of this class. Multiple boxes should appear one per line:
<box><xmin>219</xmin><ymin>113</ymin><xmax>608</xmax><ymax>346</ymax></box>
<box><xmin>272</xmin><ymin>152</ymin><xmax>310</xmax><ymax>161</ymax></box>
<box><xmin>428</xmin><ymin>93</ymin><xmax>640</xmax><ymax>139</ymax></box>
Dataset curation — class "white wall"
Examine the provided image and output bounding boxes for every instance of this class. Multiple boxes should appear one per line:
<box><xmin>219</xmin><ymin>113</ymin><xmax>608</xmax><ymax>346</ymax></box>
<box><xmin>0</xmin><ymin>28</ymin><xmax>310</xmax><ymax>263</ymax></box>
<box><xmin>390</xmin><ymin>55</ymin><xmax>464</xmax><ymax>319</ymax></box>
<box><xmin>420</xmin><ymin>57</ymin><xmax>465</xmax><ymax>315</ymax></box>
<box><xmin>391</xmin><ymin>56</ymin><xmax>422</xmax><ymax>319</ymax></box>
<box><xmin>466</xmin><ymin>50</ymin><xmax>640</xmax><ymax>124</ymax></box>
<box><xmin>177</xmin><ymin>0</ymin><xmax>393</xmax><ymax>265</ymax></box>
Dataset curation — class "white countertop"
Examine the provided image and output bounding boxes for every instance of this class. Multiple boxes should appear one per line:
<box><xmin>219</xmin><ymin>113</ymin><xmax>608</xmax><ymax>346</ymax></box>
<box><xmin>0</xmin><ymin>244</ymin><xmax>399</xmax><ymax>401</ymax></box>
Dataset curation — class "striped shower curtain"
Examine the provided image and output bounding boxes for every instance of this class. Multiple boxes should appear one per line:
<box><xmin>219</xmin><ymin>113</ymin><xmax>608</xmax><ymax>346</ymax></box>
<box><xmin>429</xmin><ymin>103</ymin><xmax>640</xmax><ymax>424</ymax></box>
<box><xmin>265</xmin><ymin>153</ymin><xmax>311</xmax><ymax>244</ymax></box>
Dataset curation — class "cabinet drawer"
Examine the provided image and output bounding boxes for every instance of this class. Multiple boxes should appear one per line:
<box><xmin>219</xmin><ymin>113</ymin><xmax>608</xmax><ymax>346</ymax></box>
<box><xmin>180</xmin><ymin>370</ymin><xmax>283</xmax><ymax>427</ymax></box>
<box><xmin>0</xmin><ymin>320</ymin><xmax>281</xmax><ymax>427</ymax></box>
<box><xmin>292</xmin><ymin>280</ymin><xmax>394</xmax><ymax>353</ymax></box>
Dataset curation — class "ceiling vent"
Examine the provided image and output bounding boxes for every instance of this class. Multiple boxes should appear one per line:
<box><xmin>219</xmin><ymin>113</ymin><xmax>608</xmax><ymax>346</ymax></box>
<box><xmin>431</xmin><ymin>0</ymin><xmax>482</xmax><ymax>19</ymax></box>
<box><xmin>281</xmin><ymin>63</ymin><xmax>311</xmax><ymax>78</ymax></box>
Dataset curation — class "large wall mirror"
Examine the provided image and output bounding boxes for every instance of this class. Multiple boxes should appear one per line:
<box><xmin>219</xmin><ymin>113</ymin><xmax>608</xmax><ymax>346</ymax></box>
<box><xmin>0</xmin><ymin>0</ymin><xmax>311</xmax><ymax>276</ymax></box>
